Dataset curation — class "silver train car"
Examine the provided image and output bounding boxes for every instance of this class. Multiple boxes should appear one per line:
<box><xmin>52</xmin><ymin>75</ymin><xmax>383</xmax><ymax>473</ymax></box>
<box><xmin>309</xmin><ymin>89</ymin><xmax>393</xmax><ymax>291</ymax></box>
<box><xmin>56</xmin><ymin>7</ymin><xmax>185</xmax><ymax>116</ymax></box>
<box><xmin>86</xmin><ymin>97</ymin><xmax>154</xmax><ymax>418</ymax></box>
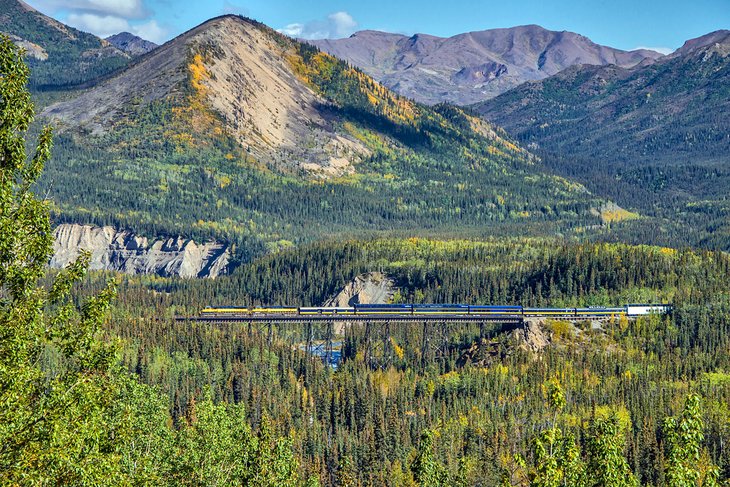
<box><xmin>200</xmin><ymin>303</ymin><xmax>672</xmax><ymax>318</ymax></box>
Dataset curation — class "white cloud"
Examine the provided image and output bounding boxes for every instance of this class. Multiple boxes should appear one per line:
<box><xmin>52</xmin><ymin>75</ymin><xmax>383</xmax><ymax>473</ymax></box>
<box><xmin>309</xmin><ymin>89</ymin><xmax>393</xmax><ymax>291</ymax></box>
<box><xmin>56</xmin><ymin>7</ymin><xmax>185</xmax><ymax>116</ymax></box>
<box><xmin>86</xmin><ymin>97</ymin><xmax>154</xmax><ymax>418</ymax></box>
<box><xmin>278</xmin><ymin>11</ymin><xmax>358</xmax><ymax>40</ymax></box>
<box><xmin>66</xmin><ymin>13</ymin><xmax>167</xmax><ymax>43</ymax></box>
<box><xmin>28</xmin><ymin>0</ymin><xmax>147</xmax><ymax>19</ymax></box>
<box><xmin>632</xmin><ymin>45</ymin><xmax>675</xmax><ymax>55</ymax></box>
<box><xmin>67</xmin><ymin>12</ymin><xmax>131</xmax><ymax>38</ymax></box>
<box><xmin>328</xmin><ymin>12</ymin><xmax>358</xmax><ymax>38</ymax></box>
<box><xmin>131</xmin><ymin>19</ymin><xmax>166</xmax><ymax>44</ymax></box>
<box><xmin>221</xmin><ymin>0</ymin><xmax>249</xmax><ymax>16</ymax></box>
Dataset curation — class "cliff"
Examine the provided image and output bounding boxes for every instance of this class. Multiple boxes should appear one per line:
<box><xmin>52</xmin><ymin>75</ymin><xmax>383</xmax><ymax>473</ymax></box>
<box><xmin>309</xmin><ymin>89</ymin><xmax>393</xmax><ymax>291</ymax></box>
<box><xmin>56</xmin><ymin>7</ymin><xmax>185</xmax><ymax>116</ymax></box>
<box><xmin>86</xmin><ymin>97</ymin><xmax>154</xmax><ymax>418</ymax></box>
<box><xmin>323</xmin><ymin>272</ymin><xmax>396</xmax><ymax>306</ymax></box>
<box><xmin>51</xmin><ymin>224</ymin><xmax>231</xmax><ymax>278</ymax></box>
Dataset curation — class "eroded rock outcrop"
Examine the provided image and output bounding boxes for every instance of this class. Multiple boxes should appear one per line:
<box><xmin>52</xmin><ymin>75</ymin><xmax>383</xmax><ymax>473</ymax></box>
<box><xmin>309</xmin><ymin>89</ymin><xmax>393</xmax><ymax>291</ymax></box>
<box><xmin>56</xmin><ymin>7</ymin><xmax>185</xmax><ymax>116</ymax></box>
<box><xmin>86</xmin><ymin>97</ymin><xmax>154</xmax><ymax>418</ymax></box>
<box><xmin>51</xmin><ymin>224</ymin><xmax>231</xmax><ymax>278</ymax></box>
<box><xmin>513</xmin><ymin>319</ymin><xmax>551</xmax><ymax>353</ymax></box>
<box><xmin>324</xmin><ymin>272</ymin><xmax>396</xmax><ymax>307</ymax></box>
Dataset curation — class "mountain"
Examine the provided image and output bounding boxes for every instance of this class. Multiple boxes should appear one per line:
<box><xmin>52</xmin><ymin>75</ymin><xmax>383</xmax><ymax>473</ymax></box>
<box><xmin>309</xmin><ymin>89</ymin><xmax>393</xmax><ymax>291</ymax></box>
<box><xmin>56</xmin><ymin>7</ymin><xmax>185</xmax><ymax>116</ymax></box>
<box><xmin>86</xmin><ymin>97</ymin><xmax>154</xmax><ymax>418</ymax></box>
<box><xmin>106</xmin><ymin>32</ymin><xmax>158</xmax><ymax>56</ymax></box>
<box><xmin>0</xmin><ymin>0</ymin><xmax>130</xmax><ymax>88</ymax></box>
<box><xmin>474</xmin><ymin>31</ymin><xmax>730</xmax><ymax>249</ymax></box>
<box><xmin>669</xmin><ymin>29</ymin><xmax>730</xmax><ymax>58</ymax></box>
<box><xmin>310</xmin><ymin>25</ymin><xmax>663</xmax><ymax>105</ymax></box>
<box><xmin>39</xmin><ymin>15</ymin><xmax>607</xmax><ymax>261</ymax></box>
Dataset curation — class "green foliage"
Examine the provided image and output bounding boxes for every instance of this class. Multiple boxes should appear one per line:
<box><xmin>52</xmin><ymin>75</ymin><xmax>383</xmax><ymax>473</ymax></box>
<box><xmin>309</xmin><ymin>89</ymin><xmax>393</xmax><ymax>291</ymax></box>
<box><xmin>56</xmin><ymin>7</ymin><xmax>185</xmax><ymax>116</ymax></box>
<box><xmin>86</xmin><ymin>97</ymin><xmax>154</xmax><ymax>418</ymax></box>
<box><xmin>532</xmin><ymin>429</ymin><xmax>586</xmax><ymax>487</ymax></box>
<box><xmin>663</xmin><ymin>394</ymin><xmax>720</xmax><ymax>487</ymax></box>
<box><xmin>411</xmin><ymin>430</ymin><xmax>447</xmax><ymax>486</ymax></box>
<box><xmin>530</xmin><ymin>380</ymin><xmax>587</xmax><ymax>487</ymax></box>
<box><xmin>1</xmin><ymin>36</ymin><xmax>302</xmax><ymax>485</ymax></box>
<box><xmin>0</xmin><ymin>33</ymin><xmax>119</xmax><ymax>485</ymax></box>
<box><xmin>584</xmin><ymin>414</ymin><xmax>638</xmax><ymax>487</ymax></box>
<box><xmin>166</xmin><ymin>398</ymin><xmax>299</xmax><ymax>486</ymax></box>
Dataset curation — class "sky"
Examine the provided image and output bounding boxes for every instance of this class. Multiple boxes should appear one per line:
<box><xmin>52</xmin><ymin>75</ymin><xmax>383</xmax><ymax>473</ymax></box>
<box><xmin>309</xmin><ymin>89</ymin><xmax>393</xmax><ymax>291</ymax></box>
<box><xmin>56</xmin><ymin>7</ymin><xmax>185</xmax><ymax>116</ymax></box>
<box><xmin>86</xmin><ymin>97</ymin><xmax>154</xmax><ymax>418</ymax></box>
<box><xmin>25</xmin><ymin>0</ymin><xmax>730</xmax><ymax>53</ymax></box>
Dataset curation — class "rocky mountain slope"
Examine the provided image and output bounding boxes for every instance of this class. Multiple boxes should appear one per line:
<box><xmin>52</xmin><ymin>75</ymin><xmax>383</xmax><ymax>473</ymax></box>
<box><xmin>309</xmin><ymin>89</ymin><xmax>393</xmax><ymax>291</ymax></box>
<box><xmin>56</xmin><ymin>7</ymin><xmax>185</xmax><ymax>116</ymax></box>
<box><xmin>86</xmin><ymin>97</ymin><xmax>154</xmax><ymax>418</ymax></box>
<box><xmin>0</xmin><ymin>0</ymin><xmax>129</xmax><ymax>88</ymax></box>
<box><xmin>311</xmin><ymin>25</ymin><xmax>662</xmax><ymax>105</ymax></box>
<box><xmin>668</xmin><ymin>29</ymin><xmax>730</xmax><ymax>58</ymax></box>
<box><xmin>37</xmin><ymin>14</ymin><xmax>607</xmax><ymax>260</ymax></box>
<box><xmin>106</xmin><ymin>32</ymin><xmax>158</xmax><ymax>56</ymax></box>
<box><xmin>44</xmin><ymin>15</ymin><xmax>371</xmax><ymax>176</ymax></box>
<box><xmin>323</xmin><ymin>272</ymin><xmax>396</xmax><ymax>306</ymax></box>
<box><xmin>52</xmin><ymin>224</ymin><xmax>231</xmax><ymax>278</ymax></box>
<box><xmin>475</xmin><ymin>30</ymin><xmax>730</xmax><ymax>249</ymax></box>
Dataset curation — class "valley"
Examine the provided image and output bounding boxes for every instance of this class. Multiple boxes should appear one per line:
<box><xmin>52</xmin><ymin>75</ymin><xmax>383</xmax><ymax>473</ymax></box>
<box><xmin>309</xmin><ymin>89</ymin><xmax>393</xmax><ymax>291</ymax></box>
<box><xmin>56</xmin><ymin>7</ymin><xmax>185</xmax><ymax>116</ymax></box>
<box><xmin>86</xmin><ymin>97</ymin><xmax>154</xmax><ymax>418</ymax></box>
<box><xmin>1</xmin><ymin>1</ymin><xmax>729</xmax><ymax>485</ymax></box>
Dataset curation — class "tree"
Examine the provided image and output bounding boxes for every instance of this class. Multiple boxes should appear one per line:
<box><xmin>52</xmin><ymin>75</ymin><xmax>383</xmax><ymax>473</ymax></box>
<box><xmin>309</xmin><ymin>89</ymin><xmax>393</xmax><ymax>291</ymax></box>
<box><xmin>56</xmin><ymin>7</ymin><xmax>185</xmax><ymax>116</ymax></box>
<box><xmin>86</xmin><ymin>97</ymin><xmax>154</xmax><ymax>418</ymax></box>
<box><xmin>584</xmin><ymin>414</ymin><xmax>638</xmax><ymax>487</ymax></box>
<box><xmin>530</xmin><ymin>379</ymin><xmax>587</xmax><ymax>487</ymax></box>
<box><xmin>663</xmin><ymin>393</ymin><xmax>719</xmax><ymax>487</ymax></box>
<box><xmin>411</xmin><ymin>430</ymin><xmax>447</xmax><ymax>487</ymax></box>
<box><xmin>0</xmin><ymin>34</ymin><xmax>119</xmax><ymax>484</ymax></box>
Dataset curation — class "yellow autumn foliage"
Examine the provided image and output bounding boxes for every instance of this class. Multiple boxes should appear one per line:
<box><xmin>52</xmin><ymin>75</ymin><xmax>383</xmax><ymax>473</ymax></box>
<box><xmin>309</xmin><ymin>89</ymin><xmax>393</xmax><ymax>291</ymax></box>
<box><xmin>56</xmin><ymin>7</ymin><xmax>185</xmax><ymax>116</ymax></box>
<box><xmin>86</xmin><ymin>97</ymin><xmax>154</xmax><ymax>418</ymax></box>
<box><xmin>601</xmin><ymin>206</ymin><xmax>640</xmax><ymax>224</ymax></box>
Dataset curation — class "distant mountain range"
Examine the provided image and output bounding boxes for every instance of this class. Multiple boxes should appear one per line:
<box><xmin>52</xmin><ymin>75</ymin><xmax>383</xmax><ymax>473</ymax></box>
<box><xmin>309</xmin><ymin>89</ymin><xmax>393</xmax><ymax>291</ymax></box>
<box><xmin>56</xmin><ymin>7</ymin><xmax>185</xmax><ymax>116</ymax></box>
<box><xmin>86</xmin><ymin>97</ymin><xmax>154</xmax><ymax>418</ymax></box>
<box><xmin>106</xmin><ymin>32</ymin><xmax>158</xmax><ymax>56</ymax></box>
<box><xmin>0</xmin><ymin>0</ymin><xmax>130</xmax><ymax>88</ymax></box>
<box><xmin>2</xmin><ymin>0</ymin><xmax>729</xmax><ymax>255</ymax></box>
<box><xmin>474</xmin><ymin>30</ymin><xmax>730</xmax><ymax>248</ymax></box>
<box><xmin>311</xmin><ymin>25</ymin><xmax>663</xmax><ymax>105</ymax></box>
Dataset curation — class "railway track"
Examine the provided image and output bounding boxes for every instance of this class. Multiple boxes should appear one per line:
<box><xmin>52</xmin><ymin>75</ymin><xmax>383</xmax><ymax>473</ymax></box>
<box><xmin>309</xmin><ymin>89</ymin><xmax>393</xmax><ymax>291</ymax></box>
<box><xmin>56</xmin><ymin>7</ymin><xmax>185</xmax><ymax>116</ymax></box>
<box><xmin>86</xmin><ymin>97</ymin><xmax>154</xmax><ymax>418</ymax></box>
<box><xmin>176</xmin><ymin>314</ymin><xmax>525</xmax><ymax>324</ymax></box>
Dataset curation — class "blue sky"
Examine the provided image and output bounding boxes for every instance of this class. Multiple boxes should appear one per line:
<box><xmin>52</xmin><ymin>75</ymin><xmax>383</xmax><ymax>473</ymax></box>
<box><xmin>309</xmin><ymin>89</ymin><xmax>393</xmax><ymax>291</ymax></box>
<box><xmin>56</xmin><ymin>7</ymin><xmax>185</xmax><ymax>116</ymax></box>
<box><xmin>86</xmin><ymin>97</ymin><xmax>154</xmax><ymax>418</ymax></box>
<box><xmin>25</xmin><ymin>0</ymin><xmax>730</xmax><ymax>53</ymax></box>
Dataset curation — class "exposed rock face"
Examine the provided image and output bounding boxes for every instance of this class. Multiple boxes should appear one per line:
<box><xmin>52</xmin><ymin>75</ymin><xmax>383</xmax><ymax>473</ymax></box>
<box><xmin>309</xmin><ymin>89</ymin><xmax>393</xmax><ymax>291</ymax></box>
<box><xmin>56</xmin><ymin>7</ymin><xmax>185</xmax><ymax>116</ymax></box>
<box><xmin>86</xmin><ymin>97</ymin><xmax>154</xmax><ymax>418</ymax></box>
<box><xmin>51</xmin><ymin>224</ymin><xmax>231</xmax><ymax>278</ymax></box>
<box><xmin>42</xmin><ymin>15</ymin><xmax>370</xmax><ymax>177</ymax></box>
<box><xmin>311</xmin><ymin>25</ymin><xmax>663</xmax><ymax>105</ymax></box>
<box><xmin>324</xmin><ymin>272</ymin><xmax>396</xmax><ymax>307</ymax></box>
<box><xmin>6</xmin><ymin>33</ymin><xmax>47</xmax><ymax>60</ymax></box>
<box><xmin>513</xmin><ymin>319</ymin><xmax>551</xmax><ymax>353</ymax></box>
<box><xmin>669</xmin><ymin>29</ymin><xmax>730</xmax><ymax>58</ymax></box>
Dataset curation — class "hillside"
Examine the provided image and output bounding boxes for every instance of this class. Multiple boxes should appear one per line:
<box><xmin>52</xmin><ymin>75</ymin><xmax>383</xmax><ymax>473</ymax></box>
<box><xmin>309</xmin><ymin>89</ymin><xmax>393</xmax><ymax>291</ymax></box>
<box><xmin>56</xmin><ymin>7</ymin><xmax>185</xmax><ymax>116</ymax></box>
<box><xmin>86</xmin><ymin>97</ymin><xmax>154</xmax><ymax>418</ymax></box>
<box><xmin>0</xmin><ymin>0</ymin><xmax>130</xmax><ymax>88</ymax></box>
<box><xmin>106</xmin><ymin>32</ymin><xmax>158</xmax><ymax>56</ymax></box>
<box><xmin>39</xmin><ymin>15</ymin><xmax>608</xmax><ymax>260</ymax></box>
<box><xmin>310</xmin><ymin>25</ymin><xmax>662</xmax><ymax>105</ymax></box>
<box><xmin>475</xmin><ymin>31</ymin><xmax>730</xmax><ymax>250</ymax></box>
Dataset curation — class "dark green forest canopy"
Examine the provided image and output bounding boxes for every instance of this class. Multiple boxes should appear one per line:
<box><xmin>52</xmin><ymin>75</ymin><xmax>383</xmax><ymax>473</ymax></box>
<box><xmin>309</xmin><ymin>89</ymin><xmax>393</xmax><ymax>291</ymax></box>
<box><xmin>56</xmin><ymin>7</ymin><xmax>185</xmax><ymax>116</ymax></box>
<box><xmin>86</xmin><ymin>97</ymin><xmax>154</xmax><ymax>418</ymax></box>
<box><xmin>73</xmin><ymin>236</ymin><xmax>730</xmax><ymax>485</ymax></box>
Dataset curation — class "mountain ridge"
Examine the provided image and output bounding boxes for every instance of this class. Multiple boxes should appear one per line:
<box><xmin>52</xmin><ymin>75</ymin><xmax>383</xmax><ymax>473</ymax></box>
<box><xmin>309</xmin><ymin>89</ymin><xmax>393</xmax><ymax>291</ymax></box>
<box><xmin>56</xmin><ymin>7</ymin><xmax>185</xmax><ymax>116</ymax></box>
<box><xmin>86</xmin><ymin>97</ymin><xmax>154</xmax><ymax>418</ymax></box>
<box><xmin>0</xmin><ymin>0</ymin><xmax>130</xmax><ymax>88</ymax></box>
<box><xmin>37</xmin><ymin>14</ymin><xmax>607</xmax><ymax>258</ymax></box>
<box><xmin>474</xmin><ymin>31</ymin><xmax>730</xmax><ymax>249</ymax></box>
<box><xmin>310</xmin><ymin>24</ymin><xmax>663</xmax><ymax>105</ymax></box>
<box><xmin>669</xmin><ymin>29</ymin><xmax>730</xmax><ymax>58</ymax></box>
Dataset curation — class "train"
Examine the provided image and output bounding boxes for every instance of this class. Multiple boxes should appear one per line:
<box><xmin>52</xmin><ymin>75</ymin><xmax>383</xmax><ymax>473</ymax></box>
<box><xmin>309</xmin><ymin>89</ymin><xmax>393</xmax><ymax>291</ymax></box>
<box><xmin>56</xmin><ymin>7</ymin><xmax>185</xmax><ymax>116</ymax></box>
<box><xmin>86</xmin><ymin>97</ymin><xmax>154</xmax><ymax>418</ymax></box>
<box><xmin>199</xmin><ymin>303</ymin><xmax>671</xmax><ymax>318</ymax></box>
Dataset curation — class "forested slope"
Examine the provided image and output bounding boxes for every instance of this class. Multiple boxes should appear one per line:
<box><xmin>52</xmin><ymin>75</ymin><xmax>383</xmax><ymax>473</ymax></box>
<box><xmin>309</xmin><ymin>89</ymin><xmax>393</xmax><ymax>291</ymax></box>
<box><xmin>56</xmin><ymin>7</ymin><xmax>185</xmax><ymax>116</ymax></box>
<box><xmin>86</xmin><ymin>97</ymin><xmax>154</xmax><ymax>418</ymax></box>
<box><xmin>0</xmin><ymin>0</ymin><xmax>130</xmax><ymax>88</ymax></box>
<box><xmin>36</xmin><ymin>15</ymin><xmax>609</xmax><ymax>260</ymax></box>
<box><xmin>475</xmin><ymin>32</ymin><xmax>730</xmax><ymax>250</ymax></box>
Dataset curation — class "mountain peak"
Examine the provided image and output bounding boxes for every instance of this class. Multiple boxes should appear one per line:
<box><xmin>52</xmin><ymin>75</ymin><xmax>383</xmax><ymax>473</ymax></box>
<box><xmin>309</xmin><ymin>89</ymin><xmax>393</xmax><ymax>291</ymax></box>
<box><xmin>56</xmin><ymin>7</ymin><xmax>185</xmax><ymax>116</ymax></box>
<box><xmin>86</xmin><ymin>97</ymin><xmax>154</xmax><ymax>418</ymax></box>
<box><xmin>671</xmin><ymin>29</ymin><xmax>730</xmax><ymax>58</ymax></box>
<box><xmin>44</xmin><ymin>15</ymin><xmax>377</xmax><ymax>177</ymax></box>
<box><xmin>106</xmin><ymin>32</ymin><xmax>158</xmax><ymax>56</ymax></box>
